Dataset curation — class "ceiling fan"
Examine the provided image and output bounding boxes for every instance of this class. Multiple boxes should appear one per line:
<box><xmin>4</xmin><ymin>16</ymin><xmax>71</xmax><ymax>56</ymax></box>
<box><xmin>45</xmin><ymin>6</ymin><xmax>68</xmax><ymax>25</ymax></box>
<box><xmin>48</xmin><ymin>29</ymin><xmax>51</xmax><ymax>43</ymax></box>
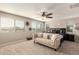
<box><xmin>41</xmin><ymin>12</ymin><xmax>53</xmax><ymax>20</ymax></box>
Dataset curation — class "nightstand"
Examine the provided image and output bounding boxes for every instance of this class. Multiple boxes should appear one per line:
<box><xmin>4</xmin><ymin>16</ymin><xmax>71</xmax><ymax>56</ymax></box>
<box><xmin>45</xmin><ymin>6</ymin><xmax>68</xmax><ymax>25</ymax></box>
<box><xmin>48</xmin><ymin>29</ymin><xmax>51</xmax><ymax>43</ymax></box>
<box><xmin>66</xmin><ymin>33</ymin><xmax>74</xmax><ymax>42</ymax></box>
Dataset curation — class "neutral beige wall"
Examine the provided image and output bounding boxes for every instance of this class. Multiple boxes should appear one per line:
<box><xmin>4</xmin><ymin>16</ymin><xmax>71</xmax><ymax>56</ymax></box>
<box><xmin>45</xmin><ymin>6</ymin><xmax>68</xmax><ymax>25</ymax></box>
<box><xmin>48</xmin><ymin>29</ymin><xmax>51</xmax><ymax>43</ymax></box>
<box><xmin>0</xmin><ymin>32</ymin><xmax>26</xmax><ymax>44</ymax></box>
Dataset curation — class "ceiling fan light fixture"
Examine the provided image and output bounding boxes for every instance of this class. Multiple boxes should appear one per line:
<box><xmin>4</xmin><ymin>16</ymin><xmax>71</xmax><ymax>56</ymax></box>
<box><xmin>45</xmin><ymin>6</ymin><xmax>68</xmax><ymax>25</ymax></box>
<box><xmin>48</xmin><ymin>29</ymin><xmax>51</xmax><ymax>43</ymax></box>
<box><xmin>42</xmin><ymin>16</ymin><xmax>47</xmax><ymax>20</ymax></box>
<box><xmin>42</xmin><ymin>12</ymin><xmax>46</xmax><ymax>17</ymax></box>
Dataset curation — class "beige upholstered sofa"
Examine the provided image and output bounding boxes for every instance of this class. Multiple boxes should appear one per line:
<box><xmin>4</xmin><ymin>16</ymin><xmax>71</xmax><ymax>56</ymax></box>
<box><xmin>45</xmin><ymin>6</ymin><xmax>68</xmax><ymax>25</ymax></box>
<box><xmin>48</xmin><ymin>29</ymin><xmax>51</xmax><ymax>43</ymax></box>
<box><xmin>33</xmin><ymin>33</ymin><xmax>63</xmax><ymax>51</ymax></box>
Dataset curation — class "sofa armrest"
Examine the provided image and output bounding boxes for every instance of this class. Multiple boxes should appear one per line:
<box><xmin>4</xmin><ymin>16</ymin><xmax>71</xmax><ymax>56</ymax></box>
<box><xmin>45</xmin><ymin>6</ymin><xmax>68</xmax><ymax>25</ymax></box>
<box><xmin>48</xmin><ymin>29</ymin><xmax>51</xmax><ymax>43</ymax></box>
<box><xmin>53</xmin><ymin>38</ymin><xmax>62</xmax><ymax>49</ymax></box>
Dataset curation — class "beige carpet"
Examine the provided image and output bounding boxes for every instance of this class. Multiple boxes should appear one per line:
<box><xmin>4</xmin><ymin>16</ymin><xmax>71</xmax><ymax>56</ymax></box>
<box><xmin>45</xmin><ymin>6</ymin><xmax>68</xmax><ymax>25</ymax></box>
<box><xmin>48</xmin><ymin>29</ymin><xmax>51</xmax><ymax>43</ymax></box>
<box><xmin>0</xmin><ymin>40</ymin><xmax>64</xmax><ymax>55</ymax></box>
<box><xmin>58</xmin><ymin>41</ymin><xmax>79</xmax><ymax>55</ymax></box>
<box><xmin>0</xmin><ymin>39</ymin><xmax>79</xmax><ymax>55</ymax></box>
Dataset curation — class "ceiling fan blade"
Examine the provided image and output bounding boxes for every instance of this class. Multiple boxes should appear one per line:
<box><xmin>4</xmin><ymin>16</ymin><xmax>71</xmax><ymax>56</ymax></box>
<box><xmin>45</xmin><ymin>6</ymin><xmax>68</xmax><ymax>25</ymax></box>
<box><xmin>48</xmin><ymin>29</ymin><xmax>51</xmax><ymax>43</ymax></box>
<box><xmin>42</xmin><ymin>12</ymin><xmax>46</xmax><ymax>16</ymax></box>
<box><xmin>47</xmin><ymin>17</ymin><xmax>53</xmax><ymax>18</ymax></box>
<box><xmin>46</xmin><ymin>13</ymin><xmax>53</xmax><ymax>16</ymax></box>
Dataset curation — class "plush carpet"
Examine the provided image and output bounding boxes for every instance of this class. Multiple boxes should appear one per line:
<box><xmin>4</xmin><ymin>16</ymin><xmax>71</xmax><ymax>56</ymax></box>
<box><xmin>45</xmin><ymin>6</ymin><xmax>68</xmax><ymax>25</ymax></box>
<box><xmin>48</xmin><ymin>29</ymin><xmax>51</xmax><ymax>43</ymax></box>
<box><xmin>58</xmin><ymin>41</ymin><xmax>79</xmax><ymax>55</ymax></box>
<box><xmin>0</xmin><ymin>39</ymin><xmax>79</xmax><ymax>55</ymax></box>
<box><xmin>0</xmin><ymin>40</ymin><xmax>64</xmax><ymax>55</ymax></box>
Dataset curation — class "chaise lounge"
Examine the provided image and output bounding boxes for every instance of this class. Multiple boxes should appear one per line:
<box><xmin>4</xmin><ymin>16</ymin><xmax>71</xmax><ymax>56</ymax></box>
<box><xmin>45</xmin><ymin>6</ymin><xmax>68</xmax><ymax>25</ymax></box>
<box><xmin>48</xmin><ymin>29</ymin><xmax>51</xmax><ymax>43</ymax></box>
<box><xmin>33</xmin><ymin>33</ymin><xmax>63</xmax><ymax>51</ymax></box>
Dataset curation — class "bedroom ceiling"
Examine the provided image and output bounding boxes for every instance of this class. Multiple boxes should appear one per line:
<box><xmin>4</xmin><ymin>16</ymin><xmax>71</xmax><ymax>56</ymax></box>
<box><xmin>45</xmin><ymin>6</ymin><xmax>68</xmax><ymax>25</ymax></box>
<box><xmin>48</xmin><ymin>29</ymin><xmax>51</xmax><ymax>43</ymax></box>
<box><xmin>0</xmin><ymin>3</ymin><xmax>79</xmax><ymax>21</ymax></box>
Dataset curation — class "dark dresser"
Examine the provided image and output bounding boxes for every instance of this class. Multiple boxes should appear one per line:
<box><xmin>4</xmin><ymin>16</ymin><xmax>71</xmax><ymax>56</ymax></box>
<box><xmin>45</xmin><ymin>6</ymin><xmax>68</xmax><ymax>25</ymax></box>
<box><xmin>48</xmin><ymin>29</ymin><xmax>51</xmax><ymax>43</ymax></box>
<box><xmin>65</xmin><ymin>32</ymin><xmax>74</xmax><ymax>42</ymax></box>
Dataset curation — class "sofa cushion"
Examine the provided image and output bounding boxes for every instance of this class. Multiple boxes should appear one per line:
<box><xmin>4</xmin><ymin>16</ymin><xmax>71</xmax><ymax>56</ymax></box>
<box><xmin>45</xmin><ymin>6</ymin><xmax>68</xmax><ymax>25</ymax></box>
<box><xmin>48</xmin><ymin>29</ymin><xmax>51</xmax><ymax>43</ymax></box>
<box><xmin>42</xmin><ymin>33</ymin><xmax>52</xmax><ymax>39</ymax></box>
<box><xmin>35</xmin><ymin>38</ymin><xmax>54</xmax><ymax>45</ymax></box>
<box><xmin>43</xmin><ymin>33</ymin><xmax>48</xmax><ymax>39</ymax></box>
<box><xmin>36</xmin><ymin>33</ymin><xmax>43</xmax><ymax>38</ymax></box>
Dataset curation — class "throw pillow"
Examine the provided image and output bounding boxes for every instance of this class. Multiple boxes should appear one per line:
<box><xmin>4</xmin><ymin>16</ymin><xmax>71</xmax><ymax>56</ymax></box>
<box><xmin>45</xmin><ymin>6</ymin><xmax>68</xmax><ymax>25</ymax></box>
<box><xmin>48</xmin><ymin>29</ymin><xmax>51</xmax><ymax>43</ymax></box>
<box><xmin>47</xmin><ymin>35</ymin><xmax>51</xmax><ymax>39</ymax></box>
<box><xmin>37</xmin><ymin>33</ymin><xmax>43</xmax><ymax>38</ymax></box>
<box><xmin>43</xmin><ymin>33</ymin><xmax>48</xmax><ymax>39</ymax></box>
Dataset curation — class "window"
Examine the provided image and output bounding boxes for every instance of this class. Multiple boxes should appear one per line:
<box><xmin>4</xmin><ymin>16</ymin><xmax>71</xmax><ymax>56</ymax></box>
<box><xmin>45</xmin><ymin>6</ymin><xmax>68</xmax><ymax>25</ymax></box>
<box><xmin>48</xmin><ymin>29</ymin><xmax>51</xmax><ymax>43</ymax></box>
<box><xmin>15</xmin><ymin>20</ymin><xmax>24</xmax><ymax>31</ymax></box>
<box><xmin>36</xmin><ymin>23</ymin><xmax>41</xmax><ymax>32</ymax></box>
<box><xmin>0</xmin><ymin>16</ymin><xmax>14</xmax><ymax>31</ymax></box>
<box><xmin>32</xmin><ymin>21</ymin><xmax>44</xmax><ymax>32</ymax></box>
<box><xmin>32</xmin><ymin>21</ymin><xmax>37</xmax><ymax>32</ymax></box>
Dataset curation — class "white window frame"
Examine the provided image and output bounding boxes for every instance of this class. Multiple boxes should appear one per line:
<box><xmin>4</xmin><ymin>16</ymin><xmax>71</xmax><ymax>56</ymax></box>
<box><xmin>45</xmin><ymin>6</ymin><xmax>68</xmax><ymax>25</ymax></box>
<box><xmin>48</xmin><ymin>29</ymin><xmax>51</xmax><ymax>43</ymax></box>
<box><xmin>0</xmin><ymin>16</ymin><xmax>14</xmax><ymax>32</ymax></box>
<box><xmin>32</xmin><ymin>21</ymin><xmax>44</xmax><ymax>33</ymax></box>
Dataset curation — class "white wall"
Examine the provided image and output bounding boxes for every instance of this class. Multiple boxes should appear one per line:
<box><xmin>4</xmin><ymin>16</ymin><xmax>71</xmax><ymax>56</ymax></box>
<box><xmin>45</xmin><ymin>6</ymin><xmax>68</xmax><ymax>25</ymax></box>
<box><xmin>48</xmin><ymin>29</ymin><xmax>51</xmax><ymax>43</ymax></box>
<box><xmin>46</xmin><ymin>17</ymin><xmax>79</xmax><ymax>28</ymax></box>
<box><xmin>0</xmin><ymin>11</ymin><xmax>33</xmax><ymax>44</ymax></box>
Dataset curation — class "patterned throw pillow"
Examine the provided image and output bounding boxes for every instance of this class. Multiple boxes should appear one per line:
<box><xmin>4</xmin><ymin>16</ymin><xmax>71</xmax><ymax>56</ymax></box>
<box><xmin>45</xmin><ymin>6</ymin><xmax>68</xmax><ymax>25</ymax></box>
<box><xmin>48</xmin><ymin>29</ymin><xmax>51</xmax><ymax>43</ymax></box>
<box><xmin>35</xmin><ymin>33</ymin><xmax>43</xmax><ymax>38</ymax></box>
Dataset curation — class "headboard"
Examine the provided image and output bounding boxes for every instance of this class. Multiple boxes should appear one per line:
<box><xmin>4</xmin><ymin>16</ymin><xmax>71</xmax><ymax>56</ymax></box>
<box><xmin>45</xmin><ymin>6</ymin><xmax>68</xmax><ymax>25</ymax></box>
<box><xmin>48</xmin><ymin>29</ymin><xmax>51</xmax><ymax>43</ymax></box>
<box><xmin>47</xmin><ymin>28</ymin><xmax>66</xmax><ymax>36</ymax></box>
